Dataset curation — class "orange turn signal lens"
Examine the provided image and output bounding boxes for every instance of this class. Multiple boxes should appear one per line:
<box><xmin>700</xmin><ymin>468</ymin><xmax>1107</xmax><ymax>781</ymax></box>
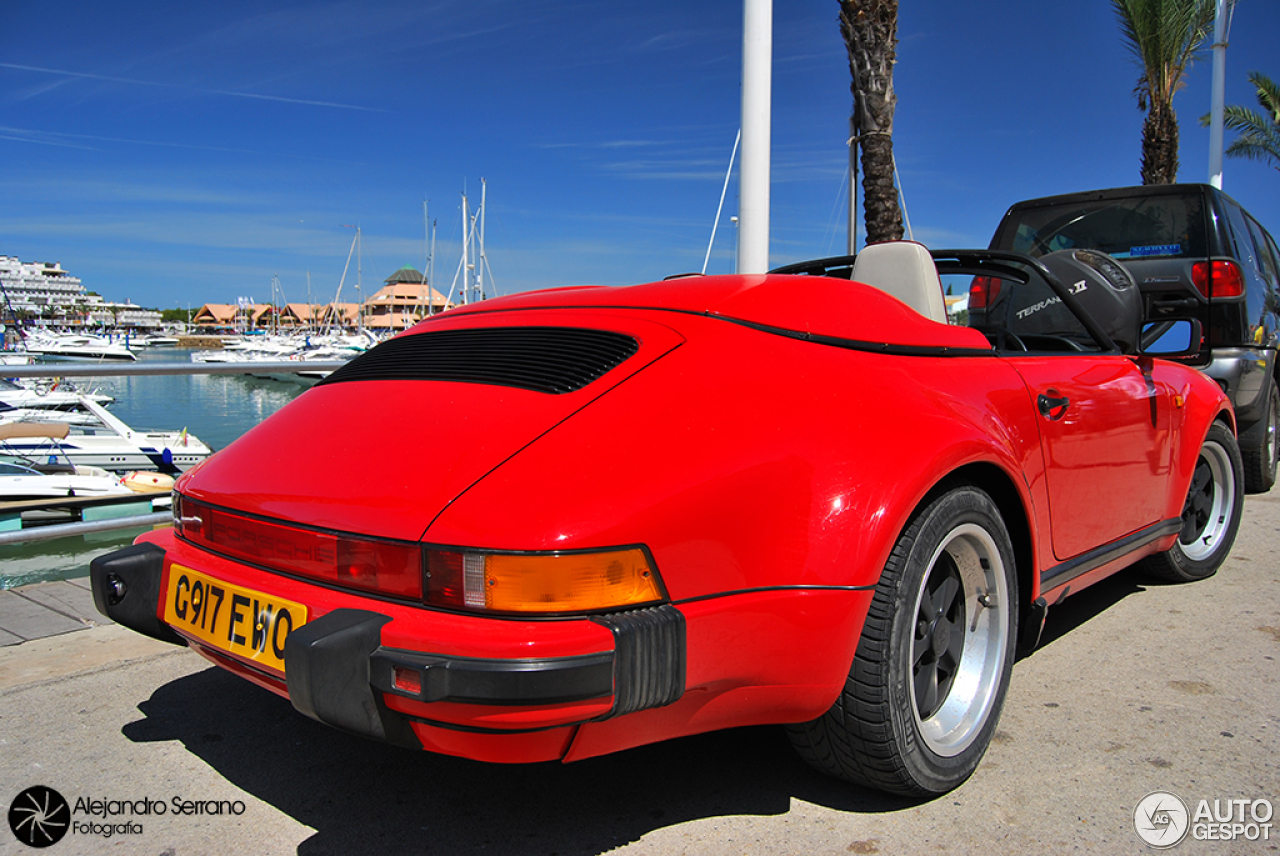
<box><xmin>425</xmin><ymin>547</ymin><xmax>662</xmax><ymax>614</ymax></box>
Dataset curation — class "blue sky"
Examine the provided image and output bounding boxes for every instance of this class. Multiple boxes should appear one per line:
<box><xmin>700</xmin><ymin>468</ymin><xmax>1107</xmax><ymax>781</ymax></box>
<box><xmin>2</xmin><ymin>0</ymin><xmax>1277</xmax><ymax>311</ymax></box>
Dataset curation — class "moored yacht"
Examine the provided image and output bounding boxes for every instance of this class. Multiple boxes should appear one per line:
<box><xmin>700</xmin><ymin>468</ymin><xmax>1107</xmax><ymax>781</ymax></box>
<box><xmin>0</xmin><ymin>397</ymin><xmax>212</xmax><ymax>474</ymax></box>
<box><xmin>21</xmin><ymin>331</ymin><xmax>136</xmax><ymax>361</ymax></box>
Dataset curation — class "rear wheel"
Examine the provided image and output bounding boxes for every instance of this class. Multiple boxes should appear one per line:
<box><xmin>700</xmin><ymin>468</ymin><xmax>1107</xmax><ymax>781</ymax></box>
<box><xmin>787</xmin><ymin>487</ymin><xmax>1017</xmax><ymax>796</ymax></box>
<box><xmin>1241</xmin><ymin>383</ymin><xmax>1279</xmax><ymax>494</ymax></box>
<box><xmin>1142</xmin><ymin>421</ymin><xmax>1243</xmax><ymax>582</ymax></box>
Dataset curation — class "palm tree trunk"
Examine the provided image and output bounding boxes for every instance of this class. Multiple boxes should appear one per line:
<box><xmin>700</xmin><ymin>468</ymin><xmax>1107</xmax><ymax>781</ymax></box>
<box><xmin>860</xmin><ymin>131</ymin><xmax>901</xmax><ymax>241</ymax></box>
<box><xmin>840</xmin><ymin>0</ymin><xmax>904</xmax><ymax>245</ymax></box>
<box><xmin>1142</xmin><ymin>100</ymin><xmax>1180</xmax><ymax>185</ymax></box>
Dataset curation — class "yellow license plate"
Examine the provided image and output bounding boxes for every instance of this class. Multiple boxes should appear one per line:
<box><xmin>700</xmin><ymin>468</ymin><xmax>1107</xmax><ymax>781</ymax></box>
<box><xmin>163</xmin><ymin>564</ymin><xmax>308</xmax><ymax>674</ymax></box>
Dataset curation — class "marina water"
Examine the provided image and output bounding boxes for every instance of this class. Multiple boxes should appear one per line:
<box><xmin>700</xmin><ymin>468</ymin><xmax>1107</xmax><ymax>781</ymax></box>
<box><xmin>2</xmin><ymin>349</ymin><xmax>307</xmax><ymax>588</ymax></box>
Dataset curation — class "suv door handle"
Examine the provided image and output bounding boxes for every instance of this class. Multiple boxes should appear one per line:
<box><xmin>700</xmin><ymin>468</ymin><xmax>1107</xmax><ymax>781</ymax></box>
<box><xmin>1038</xmin><ymin>392</ymin><xmax>1070</xmax><ymax>420</ymax></box>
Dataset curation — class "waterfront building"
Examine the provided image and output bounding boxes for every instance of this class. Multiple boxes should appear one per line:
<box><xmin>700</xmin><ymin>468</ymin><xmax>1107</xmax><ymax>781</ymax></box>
<box><xmin>0</xmin><ymin>255</ymin><xmax>88</xmax><ymax>325</ymax></box>
<box><xmin>191</xmin><ymin>304</ymin><xmax>237</xmax><ymax>330</ymax></box>
<box><xmin>83</xmin><ymin>297</ymin><xmax>163</xmax><ymax>328</ymax></box>
<box><xmin>319</xmin><ymin>303</ymin><xmax>362</xmax><ymax>329</ymax></box>
<box><xmin>1</xmin><ymin>255</ymin><xmax>163</xmax><ymax>329</ymax></box>
<box><xmin>362</xmin><ymin>266</ymin><xmax>453</xmax><ymax>331</ymax></box>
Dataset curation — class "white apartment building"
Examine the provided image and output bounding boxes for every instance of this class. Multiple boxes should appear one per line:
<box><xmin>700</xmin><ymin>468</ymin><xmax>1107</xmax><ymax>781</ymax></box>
<box><xmin>0</xmin><ymin>255</ymin><xmax>85</xmax><ymax>316</ymax></box>
<box><xmin>0</xmin><ymin>255</ymin><xmax>160</xmax><ymax>328</ymax></box>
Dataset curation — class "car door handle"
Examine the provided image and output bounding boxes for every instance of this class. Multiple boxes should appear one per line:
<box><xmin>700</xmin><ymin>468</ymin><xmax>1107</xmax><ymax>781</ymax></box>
<box><xmin>1038</xmin><ymin>392</ymin><xmax>1070</xmax><ymax>420</ymax></box>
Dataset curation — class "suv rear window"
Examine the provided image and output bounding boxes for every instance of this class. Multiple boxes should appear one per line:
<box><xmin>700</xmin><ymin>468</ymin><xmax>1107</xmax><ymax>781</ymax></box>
<box><xmin>1001</xmin><ymin>194</ymin><xmax>1208</xmax><ymax>260</ymax></box>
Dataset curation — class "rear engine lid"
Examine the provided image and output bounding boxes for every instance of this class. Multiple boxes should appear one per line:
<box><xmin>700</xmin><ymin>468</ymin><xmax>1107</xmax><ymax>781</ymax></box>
<box><xmin>175</xmin><ymin>312</ymin><xmax>684</xmax><ymax>541</ymax></box>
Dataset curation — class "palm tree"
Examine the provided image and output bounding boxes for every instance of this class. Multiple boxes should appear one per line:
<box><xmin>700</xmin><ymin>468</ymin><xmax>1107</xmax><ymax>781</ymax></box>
<box><xmin>1214</xmin><ymin>71</ymin><xmax>1280</xmax><ymax>172</ymax></box>
<box><xmin>1112</xmin><ymin>0</ymin><xmax>1216</xmax><ymax>185</ymax></box>
<box><xmin>839</xmin><ymin>0</ymin><xmax>903</xmax><ymax>244</ymax></box>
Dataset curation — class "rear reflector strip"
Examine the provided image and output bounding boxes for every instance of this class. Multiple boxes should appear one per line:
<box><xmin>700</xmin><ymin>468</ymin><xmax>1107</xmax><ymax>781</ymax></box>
<box><xmin>174</xmin><ymin>495</ymin><xmax>422</xmax><ymax>599</ymax></box>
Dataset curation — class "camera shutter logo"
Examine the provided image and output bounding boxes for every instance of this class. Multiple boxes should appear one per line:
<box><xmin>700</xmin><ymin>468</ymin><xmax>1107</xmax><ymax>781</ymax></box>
<box><xmin>1135</xmin><ymin>791</ymin><xmax>1190</xmax><ymax>848</ymax></box>
<box><xmin>8</xmin><ymin>786</ymin><xmax>71</xmax><ymax>848</ymax></box>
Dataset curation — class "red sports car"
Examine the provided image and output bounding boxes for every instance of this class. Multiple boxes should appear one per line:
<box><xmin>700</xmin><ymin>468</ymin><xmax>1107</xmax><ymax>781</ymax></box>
<box><xmin>92</xmin><ymin>242</ymin><xmax>1242</xmax><ymax>796</ymax></box>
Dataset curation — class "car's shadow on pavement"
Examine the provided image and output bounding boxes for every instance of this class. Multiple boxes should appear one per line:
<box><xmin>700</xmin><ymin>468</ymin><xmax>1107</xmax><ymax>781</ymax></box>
<box><xmin>1024</xmin><ymin>566</ymin><xmax>1149</xmax><ymax>654</ymax></box>
<box><xmin>119</xmin><ymin>568</ymin><xmax>1158</xmax><ymax>854</ymax></box>
<box><xmin>121</xmin><ymin>665</ymin><xmax>916</xmax><ymax>855</ymax></box>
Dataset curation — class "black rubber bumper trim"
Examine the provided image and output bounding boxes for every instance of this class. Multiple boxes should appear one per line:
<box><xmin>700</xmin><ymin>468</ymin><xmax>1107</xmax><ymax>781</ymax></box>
<box><xmin>284</xmin><ymin>609</ymin><xmax>422</xmax><ymax>749</ymax></box>
<box><xmin>89</xmin><ymin>543</ymin><xmax>186</xmax><ymax>646</ymax></box>
<box><xmin>287</xmin><ymin>605</ymin><xmax>686</xmax><ymax>747</ymax></box>
<box><xmin>592</xmin><ymin>604</ymin><xmax>685</xmax><ymax>715</ymax></box>
<box><xmin>370</xmin><ymin>605</ymin><xmax>685</xmax><ymax>717</ymax></box>
<box><xmin>370</xmin><ymin>648</ymin><xmax>614</xmax><ymax>706</ymax></box>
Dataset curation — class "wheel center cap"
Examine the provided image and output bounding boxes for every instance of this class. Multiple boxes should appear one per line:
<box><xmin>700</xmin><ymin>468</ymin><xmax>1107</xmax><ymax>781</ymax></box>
<box><xmin>930</xmin><ymin>618</ymin><xmax>950</xmax><ymax>657</ymax></box>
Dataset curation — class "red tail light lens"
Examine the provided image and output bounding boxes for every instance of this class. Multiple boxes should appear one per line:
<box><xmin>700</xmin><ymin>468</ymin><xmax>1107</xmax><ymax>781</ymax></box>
<box><xmin>172</xmin><ymin>496</ymin><xmax>664</xmax><ymax>614</ymax></box>
<box><xmin>1191</xmin><ymin>260</ymin><xmax>1244</xmax><ymax>298</ymax></box>
<box><xmin>968</xmin><ymin>276</ymin><xmax>1001</xmax><ymax>309</ymax></box>
<box><xmin>173</xmin><ymin>494</ymin><xmax>422</xmax><ymax>599</ymax></box>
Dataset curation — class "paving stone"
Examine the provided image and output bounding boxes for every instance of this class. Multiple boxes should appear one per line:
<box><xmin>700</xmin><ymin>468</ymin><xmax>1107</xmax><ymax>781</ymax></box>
<box><xmin>0</xmin><ymin>588</ymin><xmax>87</xmax><ymax>641</ymax></box>
<box><xmin>14</xmin><ymin>579</ymin><xmax>109</xmax><ymax>626</ymax></box>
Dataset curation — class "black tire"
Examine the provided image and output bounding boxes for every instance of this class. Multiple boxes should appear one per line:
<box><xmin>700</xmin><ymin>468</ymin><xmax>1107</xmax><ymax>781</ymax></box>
<box><xmin>1142</xmin><ymin>421</ymin><xmax>1244</xmax><ymax>582</ymax></box>
<box><xmin>786</xmin><ymin>487</ymin><xmax>1017</xmax><ymax>796</ymax></box>
<box><xmin>1241</xmin><ymin>383</ymin><xmax>1279</xmax><ymax>494</ymax></box>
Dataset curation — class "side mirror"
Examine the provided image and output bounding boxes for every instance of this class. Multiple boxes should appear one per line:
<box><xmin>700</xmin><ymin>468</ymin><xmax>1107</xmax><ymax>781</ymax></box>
<box><xmin>1138</xmin><ymin>318</ymin><xmax>1202</xmax><ymax>357</ymax></box>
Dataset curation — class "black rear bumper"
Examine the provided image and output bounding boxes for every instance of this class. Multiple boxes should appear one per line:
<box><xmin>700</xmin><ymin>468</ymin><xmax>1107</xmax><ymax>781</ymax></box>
<box><xmin>88</xmin><ymin>544</ymin><xmax>686</xmax><ymax>747</ymax></box>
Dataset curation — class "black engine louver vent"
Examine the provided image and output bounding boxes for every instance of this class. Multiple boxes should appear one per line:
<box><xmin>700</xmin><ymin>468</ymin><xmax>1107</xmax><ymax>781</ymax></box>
<box><xmin>316</xmin><ymin>326</ymin><xmax>640</xmax><ymax>395</ymax></box>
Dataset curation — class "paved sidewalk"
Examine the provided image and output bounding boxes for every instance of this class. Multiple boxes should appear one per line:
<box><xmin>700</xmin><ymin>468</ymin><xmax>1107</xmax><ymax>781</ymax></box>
<box><xmin>0</xmin><ymin>577</ymin><xmax>109</xmax><ymax>647</ymax></box>
<box><xmin>2</xmin><ymin>497</ymin><xmax>1278</xmax><ymax>854</ymax></box>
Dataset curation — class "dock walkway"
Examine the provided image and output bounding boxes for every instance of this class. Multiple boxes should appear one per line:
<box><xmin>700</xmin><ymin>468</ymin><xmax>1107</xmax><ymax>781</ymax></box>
<box><xmin>0</xmin><ymin>577</ymin><xmax>108</xmax><ymax>646</ymax></box>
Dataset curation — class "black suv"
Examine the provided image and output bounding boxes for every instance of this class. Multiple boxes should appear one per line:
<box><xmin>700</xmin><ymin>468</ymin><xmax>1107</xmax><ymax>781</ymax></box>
<box><xmin>990</xmin><ymin>184</ymin><xmax>1280</xmax><ymax>493</ymax></box>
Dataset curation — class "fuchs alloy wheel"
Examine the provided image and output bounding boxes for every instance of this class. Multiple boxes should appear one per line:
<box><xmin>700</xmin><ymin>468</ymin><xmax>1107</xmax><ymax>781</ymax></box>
<box><xmin>1242</xmin><ymin>383</ymin><xmax>1279</xmax><ymax>494</ymax></box>
<box><xmin>1143</xmin><ymin>421</ymin><xmax>1244</xmax><ymax>582</ymax></box>
<box><xmin>787</xmin><ymin>486</ymin><xmax>1017</xmax><ymax>796</ymax></box>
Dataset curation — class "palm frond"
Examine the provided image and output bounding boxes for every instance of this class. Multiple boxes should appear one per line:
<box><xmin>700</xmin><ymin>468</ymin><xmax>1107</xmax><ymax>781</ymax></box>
<box><xmin>1206</xmin><ymin>72</ymin><xmax>1280</xmax><ymax>170</ymax></box>
<box><xmin>1112</xmin><ymin>0</ymin><xmax>1215</xmax><ymax>107</ymax></box>
<box><xmin>1246</xmin><ymin>71</ymin><xmax>1280</xmax><ymax>123</ymax></box>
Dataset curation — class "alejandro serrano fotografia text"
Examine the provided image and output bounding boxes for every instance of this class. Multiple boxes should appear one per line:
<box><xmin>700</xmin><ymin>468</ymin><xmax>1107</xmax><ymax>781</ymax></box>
<box><xmin>74</xmin><ymin>796</ymin><xmax>247</xmax><ymax>816</ymax></box>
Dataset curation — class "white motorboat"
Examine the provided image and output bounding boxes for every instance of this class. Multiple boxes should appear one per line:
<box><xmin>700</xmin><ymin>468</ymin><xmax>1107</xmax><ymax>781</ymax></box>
<box><xmin>191</xmin><ymin>330</ymin><xmax>376</xmax><ymax>383</ymax></box>
<box><xmin>0</xmin><ymin>406</ymin><xmax>103</xmax><ymax>427</ymax></box>
<box><xmin>21</xmin><ymin>331</ymin><xmax>137</xmax><ymax>361</ymax></box>
<box><xmin>0</xmin><ymin>459</ymin><xmax>135</xmax><ymax>502</ymax></box>
<box><xmin>130</xmin><ymin>334</ymin><xmax>180</xmax><ymax>347</ymax></box>
<box><xmin>0</xmin><ymin>398</ymin><xmax>212</xmax><ymax>474</ymax></box>
<box><xmin>0</xmin><ymin>459</ymin><xmax>174</xmax><ymax>527</ymax></box>
<box><xmin>0</xmin><ymin>377</ymin><xmax>114</xmax><ymax>410</ymax></box>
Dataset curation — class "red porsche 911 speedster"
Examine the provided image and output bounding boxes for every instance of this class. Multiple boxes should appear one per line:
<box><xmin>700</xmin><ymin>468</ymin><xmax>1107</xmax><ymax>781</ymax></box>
<box><xmin>92</xmin><ymin>241</ymin><xmax>1242</xmax><ymax>796</ymax></box>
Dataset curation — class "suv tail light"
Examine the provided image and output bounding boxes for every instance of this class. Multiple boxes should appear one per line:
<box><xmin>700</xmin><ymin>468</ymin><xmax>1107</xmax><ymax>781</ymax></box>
<box><xmin>968</xmin><ymin>276</ymin><xmax>1001</xmax><ymax>309</ymax></box>
<box><xmin>1191</xmin><ymin>260</ymin><xmax>1244</xmax><ymax>298</ymax></box>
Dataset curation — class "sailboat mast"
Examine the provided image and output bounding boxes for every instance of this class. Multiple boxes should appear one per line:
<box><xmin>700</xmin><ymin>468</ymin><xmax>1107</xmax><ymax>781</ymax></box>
<box><xmin>461</xmin><ymin>193</ymin><xmax>471</xmax><ymax>306</ymax></box>
<box><xmin>477</xmin><ymin>178</ymin><xmax>486</xmax><ymax>302</ymax></box>
<box><xmin>333</xmin><ymin>228</ymin><xmax>358</xmax><ymax>334</ymax></box>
